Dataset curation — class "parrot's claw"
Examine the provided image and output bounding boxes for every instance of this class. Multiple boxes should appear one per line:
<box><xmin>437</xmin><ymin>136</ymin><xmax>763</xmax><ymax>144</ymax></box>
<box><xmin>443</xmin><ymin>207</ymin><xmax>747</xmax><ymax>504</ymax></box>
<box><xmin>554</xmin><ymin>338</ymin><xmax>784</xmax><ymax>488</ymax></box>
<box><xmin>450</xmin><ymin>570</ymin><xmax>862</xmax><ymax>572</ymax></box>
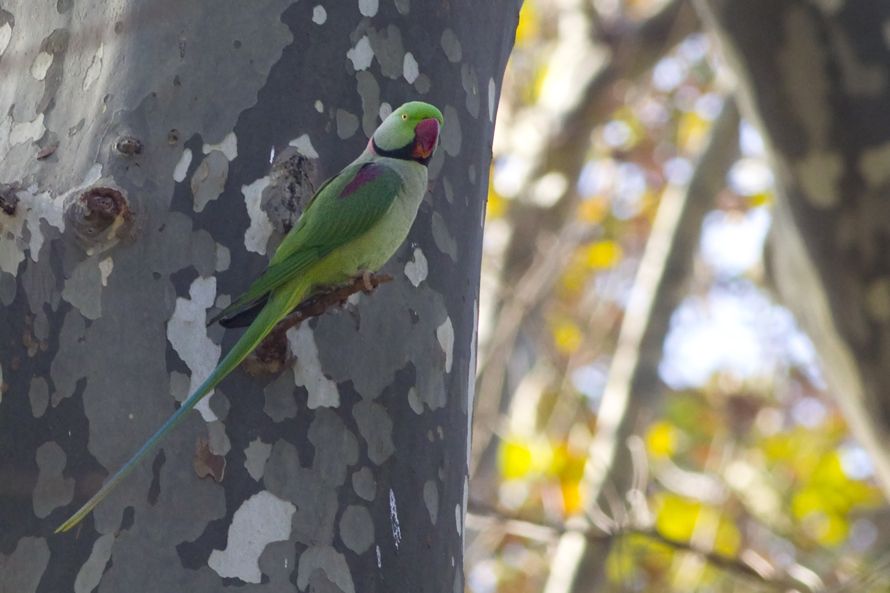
<box><xmin>361</xmin><ymin>270</ymin><xmax>374</xmax><ymax>293</ymax></box>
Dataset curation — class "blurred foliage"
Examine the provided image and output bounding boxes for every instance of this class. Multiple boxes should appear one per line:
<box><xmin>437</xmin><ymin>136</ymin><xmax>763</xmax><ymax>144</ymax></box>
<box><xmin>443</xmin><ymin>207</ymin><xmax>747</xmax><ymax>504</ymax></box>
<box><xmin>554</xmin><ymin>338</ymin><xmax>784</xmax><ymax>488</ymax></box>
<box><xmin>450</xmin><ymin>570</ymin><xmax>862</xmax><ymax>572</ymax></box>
<box><xmin>468</xmin><ymin>0</ymin><xmax>890</xmax><ymax>592</ymax></box>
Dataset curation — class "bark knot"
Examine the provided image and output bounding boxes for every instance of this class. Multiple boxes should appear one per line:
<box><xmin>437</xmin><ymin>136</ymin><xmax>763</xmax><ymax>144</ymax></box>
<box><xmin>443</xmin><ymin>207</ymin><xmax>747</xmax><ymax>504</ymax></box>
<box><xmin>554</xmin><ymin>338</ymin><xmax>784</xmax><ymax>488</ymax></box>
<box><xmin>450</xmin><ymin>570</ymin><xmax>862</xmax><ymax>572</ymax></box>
<box><xmin>0</xmin><ymin>183</ymin><xmax>20</xmax><ymax>215</ymax></box>
<box><xmin>66</xmin><ymin>185</ymin><xmax>134</xmax><ymax>253</ymax></box>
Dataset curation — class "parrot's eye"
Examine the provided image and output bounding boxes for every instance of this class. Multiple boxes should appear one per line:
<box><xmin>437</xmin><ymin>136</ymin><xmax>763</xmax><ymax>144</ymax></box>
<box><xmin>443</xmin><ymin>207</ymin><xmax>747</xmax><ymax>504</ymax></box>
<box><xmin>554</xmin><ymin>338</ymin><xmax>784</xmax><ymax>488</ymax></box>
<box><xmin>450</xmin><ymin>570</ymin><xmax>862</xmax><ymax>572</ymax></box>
<box><xmin>401</xmin><ymin>113</ymin><xmax>409</xmax><ymax>121</ymax></box>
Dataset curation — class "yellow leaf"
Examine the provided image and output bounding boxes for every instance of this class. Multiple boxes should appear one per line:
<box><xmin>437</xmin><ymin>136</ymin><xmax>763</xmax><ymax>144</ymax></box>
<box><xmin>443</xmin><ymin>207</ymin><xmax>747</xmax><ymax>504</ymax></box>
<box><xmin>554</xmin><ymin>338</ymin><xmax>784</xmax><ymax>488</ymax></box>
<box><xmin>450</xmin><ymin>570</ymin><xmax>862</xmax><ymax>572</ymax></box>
<box><xmin>654</xmin><ymin>493</ymin><xmax>701</xmax><ymax>542</ymax></box>
<box><xmin>747</xmin><ymin>191</ymin><xmax>773</xmax><ymax>207</ymax></box>
<box><xmin>677</xmin><ymin>111</ymin><xmax>709</xmax><ymax>152</ymax></box>
<box><xmin>713</xmin><ymin>517</ymin><xmax>741</xmax><ymax>556</ymax></box>
<box><xmin>553</xmin><ymin>320</ymin><xmax>584</xmax><ymax>354</ymax></box>
<box><xmin>499</xmin><ymin>440</ymin><xmax>534</xmax><ymax>479</ymax></box>
<box><xmin>559</xmin><ymin>268</ymin><xmax>586</xmax><ymax>296</ymax></box>
<box><xmin>646</xmin><ymin>421</ymin><xmax>678</xmax><ymax>458</ymax></box>
<box><xmin>791</xmin><ymin>488</ymin><xmax>824</xmax><ymax>520</ymax></box>
<box><xmin>584</xmin><ymin>240</ymin><xmax>623</xmax><ymax>270</ymax></box>
<box><xmin>499</xmin><ymin>437</ymin><xmax>556</xmax><ymax>479</ymax></box>
<box><xmin>514</xmin><ymin>0</ymin><xmax>538</xmax><ymax>47</ymax></box>
<box><xmin>577</xmin><ymin>196</ymin><xmax>609</xmax><ymax>223</ymax></box>
<box><xmin>809</xmin><ymin>512</ymin><xmax>849</xmax><ymax>547</ymax></box>
<box><xmin>486</xmin><ymin>190</ymin><xmax>507</xmax><ymax>220</ymax></box>
<box><xmin>561</xmin><ymin>480</ymin><xmax>583</xmax><ymax>515</ymax></box>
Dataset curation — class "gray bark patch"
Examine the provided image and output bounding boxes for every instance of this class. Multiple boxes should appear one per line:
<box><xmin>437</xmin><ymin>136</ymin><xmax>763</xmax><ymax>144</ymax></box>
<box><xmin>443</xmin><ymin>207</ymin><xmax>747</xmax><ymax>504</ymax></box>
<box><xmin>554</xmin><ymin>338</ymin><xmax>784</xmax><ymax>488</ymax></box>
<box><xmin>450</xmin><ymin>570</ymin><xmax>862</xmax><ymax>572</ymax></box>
<box><xmin>351</xmin><ymin>466</ymin><xmax>376</xmax><ymax>501</ymax></box>
<box><xmin>32</xmin><ymin>441</ymin><xmax>74</xmax><ymax>518</ymax></box>
<box><xmin>0</xmin><ymin>537</ymin><xmax>49</xmax><ymax>593</ymax></box>
<box><xmin>352</xmin><ymin>399</ymin><xmax>395</xmax><ymax>465</ymax></box>
<box><xmin>73</xmin><ymin>534</ymin><xmax>115</xmax><ymax>593</ymax></box>
<box><xmin>28</xmin><ymin>376</ymin><xmax>49</xmax><ymax>417</ymax></box>
<box><xmin>339</xmin><ymin>505</ymin><xmax>374</xmax><ymax>554</ymax></box>
<box><xmin>263</xmin><ymin>372</ymin><xmax>299</xmax><ymax>421</ymax></box>
<box><xmin>297</xmin><ymin>546</ymin><xmax>355</xmax><ymax>593</ymax></box>
<box><xmin>245</xmin><ymin>438</ymin><xmax>272</xmax><ymax>481</ymax></box>
<box><xmin>423</xmin><ymin>480</ymin><xmax>439</xmax><ymax>525</ymax></box>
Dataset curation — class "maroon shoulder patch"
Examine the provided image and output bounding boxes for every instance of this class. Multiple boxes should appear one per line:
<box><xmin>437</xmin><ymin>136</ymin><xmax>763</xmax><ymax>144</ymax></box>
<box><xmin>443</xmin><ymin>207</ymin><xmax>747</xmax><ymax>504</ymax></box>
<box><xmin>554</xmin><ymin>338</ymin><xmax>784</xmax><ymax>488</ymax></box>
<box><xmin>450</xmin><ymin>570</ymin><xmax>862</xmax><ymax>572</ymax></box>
<box><xmin>340</xmin><ymin>162</ymin><xmax>385</xmax><ymax>198</ymax></box>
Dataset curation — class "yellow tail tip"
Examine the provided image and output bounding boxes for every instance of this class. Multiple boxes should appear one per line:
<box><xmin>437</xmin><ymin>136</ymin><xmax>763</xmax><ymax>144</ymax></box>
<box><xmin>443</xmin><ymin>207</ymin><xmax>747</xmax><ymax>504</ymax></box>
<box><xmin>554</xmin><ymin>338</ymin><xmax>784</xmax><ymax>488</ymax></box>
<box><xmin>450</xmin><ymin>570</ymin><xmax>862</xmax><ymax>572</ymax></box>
<box><xmin>55</xmin><ymin>512</ymin><xmax>86</xmax><ymax>534</ymax></box>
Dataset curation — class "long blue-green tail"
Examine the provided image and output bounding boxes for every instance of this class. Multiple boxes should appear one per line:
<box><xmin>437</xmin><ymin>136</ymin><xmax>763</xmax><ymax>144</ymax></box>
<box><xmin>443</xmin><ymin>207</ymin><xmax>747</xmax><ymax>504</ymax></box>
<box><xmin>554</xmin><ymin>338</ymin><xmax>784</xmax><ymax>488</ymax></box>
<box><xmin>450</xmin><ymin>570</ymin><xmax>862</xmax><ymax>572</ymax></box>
<box><xmin>55</xmin><ymin>286</ymin><xmax>303</xmax><ymax>533</ymax></box>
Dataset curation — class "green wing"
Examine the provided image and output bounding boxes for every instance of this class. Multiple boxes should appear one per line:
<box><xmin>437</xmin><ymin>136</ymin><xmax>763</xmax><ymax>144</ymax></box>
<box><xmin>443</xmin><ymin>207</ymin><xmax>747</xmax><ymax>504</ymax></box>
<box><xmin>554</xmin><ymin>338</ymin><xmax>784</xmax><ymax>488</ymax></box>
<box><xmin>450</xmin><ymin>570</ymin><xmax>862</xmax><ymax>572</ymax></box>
<box><xmin>209</xmin><ymin>160</ymin><xmax>402</xmax><ymax>325</ymax></box>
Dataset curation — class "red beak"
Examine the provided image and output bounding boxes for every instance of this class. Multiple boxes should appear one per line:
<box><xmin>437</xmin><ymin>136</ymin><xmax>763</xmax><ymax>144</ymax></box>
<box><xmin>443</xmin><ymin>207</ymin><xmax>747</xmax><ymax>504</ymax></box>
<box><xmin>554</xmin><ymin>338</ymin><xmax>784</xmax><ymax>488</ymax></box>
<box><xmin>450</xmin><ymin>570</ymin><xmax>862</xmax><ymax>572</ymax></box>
<box><xmin>412</xmin><ymin>118</ymin><xmax>440</xmax><ymax>160</ymax></box>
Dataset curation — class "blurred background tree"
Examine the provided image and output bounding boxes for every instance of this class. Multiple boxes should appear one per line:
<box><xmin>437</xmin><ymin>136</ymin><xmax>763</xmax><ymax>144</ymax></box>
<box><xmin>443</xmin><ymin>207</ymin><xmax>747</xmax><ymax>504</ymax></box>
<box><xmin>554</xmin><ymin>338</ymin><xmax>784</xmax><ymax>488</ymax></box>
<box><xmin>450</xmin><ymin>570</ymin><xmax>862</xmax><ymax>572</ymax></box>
<box><xmin>466</xmin><ymin>1</ymin><xmax>890</xmax><ymax>592</ymax></box>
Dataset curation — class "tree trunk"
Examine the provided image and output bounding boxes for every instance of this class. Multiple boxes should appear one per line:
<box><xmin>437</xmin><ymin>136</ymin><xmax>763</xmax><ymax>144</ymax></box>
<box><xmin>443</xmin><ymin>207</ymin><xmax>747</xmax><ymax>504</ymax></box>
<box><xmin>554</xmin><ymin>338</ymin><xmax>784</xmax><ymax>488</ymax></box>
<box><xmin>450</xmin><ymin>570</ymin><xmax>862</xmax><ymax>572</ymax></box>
<box><xmin>0</xmin><ymin>2</ymin><xmax>518</xmax><ymax>592</ymax></box>
<box><xmin>695</xmin><ymin>0</ymin><xmax>890</xmax><ymax>496</ymax></box>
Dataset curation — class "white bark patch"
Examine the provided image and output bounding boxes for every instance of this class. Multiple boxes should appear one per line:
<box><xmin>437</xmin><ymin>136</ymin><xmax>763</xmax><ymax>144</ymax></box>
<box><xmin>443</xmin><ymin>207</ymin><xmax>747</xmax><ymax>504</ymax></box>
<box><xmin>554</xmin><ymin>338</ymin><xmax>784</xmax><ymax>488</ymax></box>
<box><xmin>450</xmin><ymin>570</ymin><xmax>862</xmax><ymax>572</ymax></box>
<box><xmin>30</xmin><ymin>51</ymin><xmax>53</xmax><ymax>81</ymax></box>
<box><xmin>359</xmin><ymin>0</ymin><xmax>378</xmax><ymax>17</ymax></box>
<box><xmin>796</xmin><ymin>151</ymin><xmax>842</xmax><ymax>209</ymax></box>
<box><xmin>82</xmin><ymin>44</ymin><xmax>104</xmax><ymax>91</ymax></box>
<box><xmin>191</xmin><ymin>150</ymin><xmax>229</xmax><ymax>212</ymax></box>
<box><xmin>347</xmin><ymin>36</ymin><xmax>374</xmax><ymax>71</ymax></box>
<box><xmin>74</xmin><ymin>534</ymin><xmax>115</xmax><ymax>593</ymax></box>
<box><xmin>454</xmin><ymin>503</ymin><xmax>462</xmax><ymax>535</ymax></box>
<box><xmin>25</xmin><ymin>188</ymin><xmax>64</xmax><ymax>258</ymax></box>
<box><xmin>167</xmin><ymin>276</ymin><xmax>220</xmax><ymax>421</ymax></box>
<box><xmin>242</xmin><ymin>176</ymin><xmax>274</xmax><ymax>254</ymax></box>
<box><xmin>403</xmin><ymin>247</ymin><xmax>428</xmax><ymax>286</ymax></box>
<box><xmin>288</xmin><ymin>324</ymin><xmax>340</xmax><ymax>409</ymax></box>
<box><xmin>0</xmin><ymin>186</ymin><xmax>65</xmax><ymax>275</ymax></box>
<box><xmin>312</xmin><ymin>5</ymin><xmax>327</xmax><ymax>24</ymax></box>
<box><xmin>98</xmin><ymin>257</ymin><xmax>113</xmax><ymax>287</ymax></box>
<box><xmin>436</xmin><ymin>317</ymin><xmax>454</xmax><ymax>373</ymax></box>
<box><xmin>389</xmin><ymin>488</ymin><xmax>402</xmax><ymax>549</ymax></box>
<box><xmin>208</xmin><ymin>491</ymin><xmax>296</xmax><ymax>583</ymax></box>
<box><xmin>203</xmin><ymin>131</ymin><xmax>238</xmax><ymax>161</ymax></box>
<box><xmin>289</xmin><ymin>134</ymin><xmax>319</xmax><ymax>158</ymax></box>
<box><xmin>403</xmin><ymin>52</ymin><xmax>419</xmax><ymax>83</ymax></box>
<box><xmin>488</xmin><ymin>77</ymin><xmax>497</xmax><ymax>122</ymax></box>
<box><xmin>9</xmin><ymin>113</ymin><xmax>45</xmax><ymax>146</ymax></box>
<box><xmin>0</xmin><ymin>23</ymin><xmax>11</xmax><ymax>56</ymax></box>
<box><xmin>297</xmin><ymin>546</ymin><xmax>356</xmax><ymax>593</ymax></box>
<box><xmin>173</xmin><ymin>148</ymin><xmax>192</xmax><ymax>182</ymax></box>
<box><xmin>858</xmin><ymin>141</ymin><xmax>890</xmax><ymax>188</ymax></box>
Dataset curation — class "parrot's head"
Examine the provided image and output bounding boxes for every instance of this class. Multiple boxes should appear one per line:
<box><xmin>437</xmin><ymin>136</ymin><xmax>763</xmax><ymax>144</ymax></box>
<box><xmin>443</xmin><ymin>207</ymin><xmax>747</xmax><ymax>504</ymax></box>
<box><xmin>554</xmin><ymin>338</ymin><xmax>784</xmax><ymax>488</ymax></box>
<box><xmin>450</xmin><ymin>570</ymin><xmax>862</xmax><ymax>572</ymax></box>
<box><xmin>370</xmin><ymin>101</ymin><xmax>444</xmax><ymax>165</ymax></box>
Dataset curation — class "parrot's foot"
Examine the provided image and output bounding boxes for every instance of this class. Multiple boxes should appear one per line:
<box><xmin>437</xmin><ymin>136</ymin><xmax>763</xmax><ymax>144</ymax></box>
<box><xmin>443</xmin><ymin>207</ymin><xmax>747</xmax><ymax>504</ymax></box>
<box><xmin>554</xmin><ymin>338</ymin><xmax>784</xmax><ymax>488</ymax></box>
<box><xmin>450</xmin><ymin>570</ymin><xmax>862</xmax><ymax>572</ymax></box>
<box><xmin>361</xmin><ymin>270</ymin><xmax>374</xmax><ymax>293</ymax></box>
<box><xmin>248</xmin><ymin>273</ymin><xmax>395</xmax><ymax>375</ymax></box>
<box><xmin>244</xmin><ymin>329</ymin><xmax>292</xmax><ymax>376</ymax></box>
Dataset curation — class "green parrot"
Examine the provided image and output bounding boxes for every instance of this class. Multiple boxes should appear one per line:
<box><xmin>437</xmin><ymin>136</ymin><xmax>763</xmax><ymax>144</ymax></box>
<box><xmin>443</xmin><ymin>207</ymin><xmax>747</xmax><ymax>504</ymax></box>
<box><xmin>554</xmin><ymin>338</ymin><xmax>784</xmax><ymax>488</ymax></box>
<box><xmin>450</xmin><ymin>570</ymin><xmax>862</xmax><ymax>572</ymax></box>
<box><xmin>56</xmin><ymin>101</ymin><xmax>444</xmax><ymax>533</ymax></box>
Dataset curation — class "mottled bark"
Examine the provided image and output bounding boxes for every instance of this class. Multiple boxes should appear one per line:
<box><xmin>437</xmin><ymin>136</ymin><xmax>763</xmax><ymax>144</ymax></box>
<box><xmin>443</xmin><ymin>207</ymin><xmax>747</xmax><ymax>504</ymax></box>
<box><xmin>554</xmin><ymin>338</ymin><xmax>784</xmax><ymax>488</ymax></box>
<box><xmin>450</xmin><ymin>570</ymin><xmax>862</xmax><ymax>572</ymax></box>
<box><xmin>695</xmin><ymin>0</ymin><xmax>890</xmax><ymax>496</ymax></box>
<box><xmin>0</xmin><ymin>2</ymin><xmax>517</xmax><ymax>592</ymax></box>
